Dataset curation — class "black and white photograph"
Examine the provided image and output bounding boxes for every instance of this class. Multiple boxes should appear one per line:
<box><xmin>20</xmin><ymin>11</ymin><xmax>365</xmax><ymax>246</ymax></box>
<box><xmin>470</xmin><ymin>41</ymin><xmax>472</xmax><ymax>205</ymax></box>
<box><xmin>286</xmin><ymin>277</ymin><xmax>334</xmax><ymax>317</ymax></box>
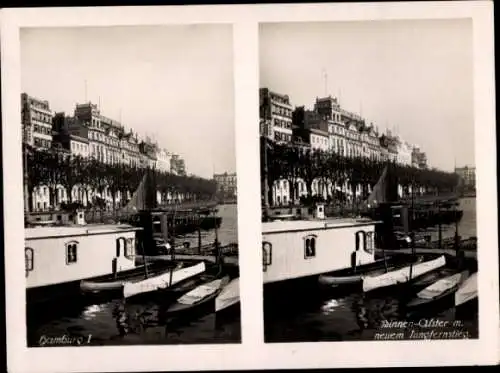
<box><xmin>20</xmin><ymin>24</ymin><xmax>240</xmax><ymax>347</ymax></box>
<box><xmin>2</xmin><ymin>2</ymin><xmax>498</xmax><ymax>373</ymax></box>
<box><xmin>260</xmin><ymin>19</ymin><xmax>481</xmax><ymax>343</ymax></box>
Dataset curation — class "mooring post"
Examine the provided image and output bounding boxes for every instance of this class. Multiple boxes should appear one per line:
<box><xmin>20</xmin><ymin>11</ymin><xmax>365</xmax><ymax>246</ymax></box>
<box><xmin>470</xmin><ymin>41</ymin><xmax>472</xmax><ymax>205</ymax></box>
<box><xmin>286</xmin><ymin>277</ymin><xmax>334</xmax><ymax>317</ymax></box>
<box><xmin>198</xmin><ymin>211</ymin><xmax>202</xmax><ymax>255</ymax></box>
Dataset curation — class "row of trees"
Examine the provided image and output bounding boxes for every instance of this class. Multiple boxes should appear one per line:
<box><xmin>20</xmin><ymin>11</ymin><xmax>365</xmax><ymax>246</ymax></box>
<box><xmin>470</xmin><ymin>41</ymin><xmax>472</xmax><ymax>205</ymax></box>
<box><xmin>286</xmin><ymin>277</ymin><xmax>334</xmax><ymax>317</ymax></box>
<box><xmin>260</xmin><ymin>137</ymin><xmax>460</xmax><ymax>206</ymax></box>
<box><xmin>24</xmin><ymin>145</ymin><xmax>217</xmax><ymax>212</ymax></box>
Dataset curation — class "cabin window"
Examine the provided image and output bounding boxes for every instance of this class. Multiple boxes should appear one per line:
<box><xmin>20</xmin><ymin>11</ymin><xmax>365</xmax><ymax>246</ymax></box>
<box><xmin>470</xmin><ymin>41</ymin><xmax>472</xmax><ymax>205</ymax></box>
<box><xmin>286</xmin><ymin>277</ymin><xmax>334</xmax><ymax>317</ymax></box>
<box><xmin>25</xmin><ymin>247</ymin><xmax>34</xmax><ymax>277</ymax></box>
<box><xmin>355</xmin><ymin>230</ymin><xmax>374</xmax><ymax>254</ymax></box>
<box><xmin>304</xmin><ymin>234</ymin><xmax>317</xmax><ymax>258</ymax></box>
<box><xmin>116</xmin><ymin>237</ymin><xmax>126</xmax><ymax>257</ymax></box>
<box><xmin>125</xmin><ymin>238</ymin><xmax>135</xmax><ymax>259</ymax></box>
<box><xmin>65</xmin><ymin>241</ymin><xmax>78</xmax><ymax>264</ymax></box>
<box><xmin>262</xmin><ymin>241</ymin><xmax>272</xmax><ymax>271</ymax></box>
<box><xmin>365</xmin><ymin>232</ymin><xmax>375</xmax><ymax>254</ymax></box>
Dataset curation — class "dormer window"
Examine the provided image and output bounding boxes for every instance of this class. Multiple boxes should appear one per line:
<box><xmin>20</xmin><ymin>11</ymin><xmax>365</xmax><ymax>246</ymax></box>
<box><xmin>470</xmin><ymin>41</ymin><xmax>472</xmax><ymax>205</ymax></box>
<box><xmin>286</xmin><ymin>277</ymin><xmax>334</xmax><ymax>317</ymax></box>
<box><xmin>304</xmin><ymin>234</ymin><xmax>317</xmax><ymax>258</ymax></box>
<box><xmin>66</xmin><ymin>241</ymin><xmax>78</xmax><ymax>264</ymax></box>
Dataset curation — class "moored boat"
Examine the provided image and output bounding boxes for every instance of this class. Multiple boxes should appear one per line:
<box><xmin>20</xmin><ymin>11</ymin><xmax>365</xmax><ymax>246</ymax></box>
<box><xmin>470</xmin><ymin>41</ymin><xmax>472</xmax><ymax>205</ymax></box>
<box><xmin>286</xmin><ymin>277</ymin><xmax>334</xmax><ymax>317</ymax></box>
<box><xmin>362</xmin><ymin>255</ymin><xmax>446</xmax><ymax>293</ymax></box>
<box><xmin>318</xmin><ymin>255</ymin><xmax>419</xmax><ymax>289</ymax></box>
<box><xmin>215</xmin><ymin>277</ymin><xmax>240</xmax><ymax>315</ymax></box>
<box><xmin>406</xmin><ymin>270</ymin><xmax>469</xmax><ymax>314</ymax></box>
<box><xmin>123</xmin><ymin>261</ymin><xmax>206</xmax><ymax>299</ymax></box>
<box><xmin>25</xmin><ymin>211</ymin><xmax>143</xmax><ymax>306</ymax></box>
<box><xmin>454</xmin><ymin>272</ymin><xmax>478</xmax><ymax>317</ymax></box>
<box><xmin>165</xmin><ymin>276</ymin><xmax>230</xmax><ymax>317</ymax></box>
<box><xmin>80</xmin><ymin>261</ymin><xmax>181</xmax><ymax>294</ymax></box>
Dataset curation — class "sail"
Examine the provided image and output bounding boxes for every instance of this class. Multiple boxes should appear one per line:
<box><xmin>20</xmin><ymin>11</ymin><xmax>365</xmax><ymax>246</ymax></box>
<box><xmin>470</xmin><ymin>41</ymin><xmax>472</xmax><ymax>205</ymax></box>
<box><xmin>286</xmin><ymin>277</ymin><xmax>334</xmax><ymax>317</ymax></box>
<box><xmin>365</xmin><ymin>162</ymin><xmax>399</xmax><ymax>208</ymax></box>
<box><xmin>366</xmin><ymin>165</ymin><xmax>388</xmax><ymax>207</ymax></box>
<box><xmin>121</xmin><ymin>167</ymin><xmax>157</xmax><ymax>213</ymax></box>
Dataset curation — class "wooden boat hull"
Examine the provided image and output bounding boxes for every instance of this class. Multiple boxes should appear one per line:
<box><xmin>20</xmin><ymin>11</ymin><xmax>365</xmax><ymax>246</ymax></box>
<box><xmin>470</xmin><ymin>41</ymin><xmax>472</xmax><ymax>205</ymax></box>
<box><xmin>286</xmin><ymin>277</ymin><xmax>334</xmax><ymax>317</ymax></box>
<box><xmin>405</xmin><ymin>271</ymin><xmax>469</xmax><ymax>315</ymax></box>
<box><xmin>362</xmin><ymin>255</ymin><xmax>446</xmax><ymax>293</ymax></box>
<box><xmin>215</xmin><ymin>301</ymin><xmax>240</xmax><ymax>322</ymax></box>
<box><xmin>165</xmin><ymin>276</ymin><xmax>229</xmax><ymax>318</ymax></box>
<box><xmin>318</xmin><ymin>255</ymin><xmax>419</xmax><ymax>288</ymax></box>
<box><xmin>166</xmin><ymin>291</ymin><xmax>220</xmax><ymax>317</ymax></box>
<box><xmin>123</xmin><ymin>262</ymin><xmax>207</xmax><ymax>299</ymax></box>
<box><xmin>215</xmin><ymin>278</ymin><xmax>240</xmax><ymax>313</ymax></box>
<box><xmin>80</xmin><ymin>262</ymin><xmax>177</xmax><ymax>293</ymax></box>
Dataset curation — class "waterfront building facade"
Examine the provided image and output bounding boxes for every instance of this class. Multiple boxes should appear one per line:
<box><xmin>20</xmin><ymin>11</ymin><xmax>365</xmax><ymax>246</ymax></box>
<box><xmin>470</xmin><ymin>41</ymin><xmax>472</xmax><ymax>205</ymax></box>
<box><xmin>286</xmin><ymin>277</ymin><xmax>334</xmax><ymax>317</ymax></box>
<box><xmin>455</xmin><ymin>166</ymin><xmax>476</xmax><ymax>189</ymax></box>
<box><xmin>214</xmin><ymin>172</ymin><xmax>237</xmax><ymax>199</ymax></box>
<box><xmin>259</xmin><ymin>88</ymin><xmax>293</xmax><ymax>144</ymax></box>
<box><xmin>23</xmin><ymin>94</ymin><xmax>190</xmax><ymax>212</ymax></box>
<box><xmin>156</xmin><ymin>148</ymin><xmax>172</xmax><ymax>173</ymax></box>
<box><xmin>21</xmin><ymin>93</ymin><xmax>54</xmax><ymax>150</ymax></box>
<box><xmin>261</xmin><ymin>88</ymin><xmax>432</xmax><ymax>207</ymax></box>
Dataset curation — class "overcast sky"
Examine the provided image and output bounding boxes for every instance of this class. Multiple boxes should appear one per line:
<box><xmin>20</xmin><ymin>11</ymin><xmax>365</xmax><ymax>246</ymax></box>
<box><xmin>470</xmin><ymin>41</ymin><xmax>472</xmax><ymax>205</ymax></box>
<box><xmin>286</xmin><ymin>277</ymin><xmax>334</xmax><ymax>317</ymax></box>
<box><xmin>21</xmin><ymin>25</ymin><xmax>235</xmax><ymax>179</ymax></box>
<box><xmin>260</xmin><ymin>19</ymin><xmax>474</xmax><ymax>172</ymax></box>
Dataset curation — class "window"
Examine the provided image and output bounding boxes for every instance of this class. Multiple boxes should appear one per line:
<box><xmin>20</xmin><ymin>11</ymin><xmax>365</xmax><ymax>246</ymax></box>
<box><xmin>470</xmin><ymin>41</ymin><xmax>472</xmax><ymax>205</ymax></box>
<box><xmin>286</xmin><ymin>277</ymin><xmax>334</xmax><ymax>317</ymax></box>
<box><xmin>262</xmin><ymin>241</ymin><xmax>272</xmax><ymax>271</ymax></box>
<box><xmin>116</xmin><ymin>237</ymin><xmax>126</xmax><ymax>257</ymax></box>
<box><xmin>125</xmin><ymin>238</ymin><xmax>135</xmax><ymax>259</ymax></box>
<box><xmin>365</xmin><ymin>231</ymin><xmax>375</xmax><ymax>254</ymax></box>
<box><xmin>66</xmin><ymin>241</ymin><xmax>78</xmax><ymax>264</ymax></box>
<box><xmin>304</xmin><ymin>234</ymin><xmax>317</xmax><ymax>258</ymax></box>
<box><xmin>25</xmin><ymin>247</ymin><xmax>34</xmax><ymax>277</ymax></box>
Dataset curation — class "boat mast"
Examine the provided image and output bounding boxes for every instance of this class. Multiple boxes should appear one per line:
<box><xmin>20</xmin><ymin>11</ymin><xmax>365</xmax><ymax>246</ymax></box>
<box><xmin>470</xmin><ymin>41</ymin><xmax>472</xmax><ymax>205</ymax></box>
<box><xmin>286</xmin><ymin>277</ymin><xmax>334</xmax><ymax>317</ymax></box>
<box><xmin>409</xmin><ymin>176</ymin><xmax>416</xmax><ymax>282</ymax></box>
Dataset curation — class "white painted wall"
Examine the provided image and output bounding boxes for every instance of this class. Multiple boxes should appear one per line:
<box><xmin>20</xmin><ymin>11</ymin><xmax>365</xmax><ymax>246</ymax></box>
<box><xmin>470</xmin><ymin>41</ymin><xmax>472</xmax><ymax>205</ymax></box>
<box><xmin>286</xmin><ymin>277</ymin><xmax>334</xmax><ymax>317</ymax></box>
<box><xmin>25</xmin><ymin>229</ymin><xmax>137</xmax><ymax>288</ymax></box>
<box><xmin>262</xmin><ymin>223</ymin><xmax>376</xmax><ymax>283</ymax></box>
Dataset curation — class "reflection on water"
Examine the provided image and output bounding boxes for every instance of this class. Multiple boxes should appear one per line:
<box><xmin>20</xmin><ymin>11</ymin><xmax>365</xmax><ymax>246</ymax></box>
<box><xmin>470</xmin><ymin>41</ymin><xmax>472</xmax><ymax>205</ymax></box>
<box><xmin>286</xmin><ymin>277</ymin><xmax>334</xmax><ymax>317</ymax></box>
<box><xmin>27</xmin><ymin>204</ymin><xmax>240</xmax><ymax>347</ymax></box>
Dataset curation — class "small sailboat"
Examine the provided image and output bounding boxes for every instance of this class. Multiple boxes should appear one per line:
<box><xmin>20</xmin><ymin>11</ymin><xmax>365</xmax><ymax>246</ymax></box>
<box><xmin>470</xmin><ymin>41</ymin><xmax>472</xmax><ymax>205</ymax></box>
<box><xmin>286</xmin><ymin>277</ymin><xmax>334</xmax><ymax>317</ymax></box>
<box><xmin>165</xmin><ymin>275</ymin><xmax>230</xmax><ymax>317</ymax></box>
<box><xmin>123</xmin><ymin>261</ymin><xmax>206</xmax><ymax>299</ymax></box>
<box><xmin>362</xmin><ymin>255</ymin><xmax>446</xmax><ymax>293</ymax></box>
<box><xmin>406</xmin><ymin>270</ymin><xmax>469</xmax><ymax>313</ymax></box>
<box><xmin>215</xmin><ymin>277</ymin><xmax>240</xmax><ymax>314</ymax></box>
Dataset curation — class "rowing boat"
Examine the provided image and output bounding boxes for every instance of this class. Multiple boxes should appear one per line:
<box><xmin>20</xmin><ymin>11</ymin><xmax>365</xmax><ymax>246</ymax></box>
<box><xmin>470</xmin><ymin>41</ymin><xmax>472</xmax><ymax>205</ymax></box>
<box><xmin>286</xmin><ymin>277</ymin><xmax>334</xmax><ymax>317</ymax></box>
<box><xmin>165</xmin><ymin>276</ymin><xmax>230</xmax><ymax>316</ymax></box>
<box><xmin>318</xmin><ymin>255</ymin><xmax>419</xmax><ymax>288</ymax></box>
<box><xmin>455</xmin><ymin>272</ymin><xmax>478</xmax><ymax>307</ymax></box>
<box><xmin>215</xmin><ymin>277</ymin><xmax>240</xmax><ymax>313</ymax></box>
<box><xmin>80</xmin><ymin>261</ymin><xmax>179</xmax><ymax>293</ymax></box>
<box><xmin>362</xmin><ymin>255</ymin><xmax>446</xmax><ymax>293</ymax></box>
<box><xmin>406</xmin><ymin>270</ymin><xmax>469</xmax><ymax>312</ymax></box>
<box><xmin>123</xmin><ymin>261</ymin><xmax>206</xmax><ymax>299</ymax></box>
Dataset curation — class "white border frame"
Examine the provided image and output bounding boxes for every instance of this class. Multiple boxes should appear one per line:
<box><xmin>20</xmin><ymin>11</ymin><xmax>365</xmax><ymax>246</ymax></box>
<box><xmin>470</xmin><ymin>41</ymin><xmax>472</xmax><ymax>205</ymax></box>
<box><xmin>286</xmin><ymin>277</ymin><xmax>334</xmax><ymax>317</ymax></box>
<box><xmin>1</xmin><ymin>2</ymin><xmax>497</xmax><ymax>372</ymax></box>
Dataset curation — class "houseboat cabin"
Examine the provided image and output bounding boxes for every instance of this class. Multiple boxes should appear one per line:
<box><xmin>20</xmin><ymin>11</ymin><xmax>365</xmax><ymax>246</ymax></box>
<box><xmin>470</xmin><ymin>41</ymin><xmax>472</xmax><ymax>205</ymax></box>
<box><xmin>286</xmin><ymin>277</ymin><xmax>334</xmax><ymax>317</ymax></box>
<box><xmin>25</xmin><ymin>223</ymin><xmax>141</xmax><ymax>290</ymax></box>
<box><xmin>262</xmin><ymin>208</ymin><xmax>380</xmax><ymax>284</ymax></box>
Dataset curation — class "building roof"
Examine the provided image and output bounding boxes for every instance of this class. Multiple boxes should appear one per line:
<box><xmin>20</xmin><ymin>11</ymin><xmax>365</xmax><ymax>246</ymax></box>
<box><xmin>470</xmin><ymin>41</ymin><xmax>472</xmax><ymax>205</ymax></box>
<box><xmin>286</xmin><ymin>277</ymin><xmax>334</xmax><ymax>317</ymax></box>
<box><xmin>25</xmin><ymin>223</ymin><xmax>142</xmax><ymax>240</ymax></box>
<box><xmin>262</xmin><ymin>217</ymin><xmax>381</xmax><ymax>234</ymax></box>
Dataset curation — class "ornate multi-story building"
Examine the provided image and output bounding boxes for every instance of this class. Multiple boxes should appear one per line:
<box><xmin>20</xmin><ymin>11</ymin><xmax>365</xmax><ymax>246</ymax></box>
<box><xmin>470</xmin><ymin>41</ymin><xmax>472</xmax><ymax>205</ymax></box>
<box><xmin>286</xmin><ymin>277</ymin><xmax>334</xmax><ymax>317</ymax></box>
<box><xmin>455</xmin><ymin>166</ymin><xmax>476</xmax><ymax>189</ymax></box>
<box><xmin>259</xmin><ymin>88</ymin><xmax>293</xmax><ymax>144</ymax></box>
<box><xmin>155</xmin><ymin>148</ymin><xmax>172</xmax><ymax>173</ymax></box>
<box><xmin>23</xmin><ymin>94</ymin><xmax>190</xmax><ymax>212</ymax></box>
<box><xmin>21</xmin><ymin>93</ymin><xmax>54</xmax><ymax>149</ymax></box>
<box><xmin>411</xmin><ymin>146</ymin><xmax>428</xmax><ymax>169</ymax></box>
<box><xmin>214</xmin><ymin>172</ymin><xmax>237</xmax><ymax>198</ymax></box>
